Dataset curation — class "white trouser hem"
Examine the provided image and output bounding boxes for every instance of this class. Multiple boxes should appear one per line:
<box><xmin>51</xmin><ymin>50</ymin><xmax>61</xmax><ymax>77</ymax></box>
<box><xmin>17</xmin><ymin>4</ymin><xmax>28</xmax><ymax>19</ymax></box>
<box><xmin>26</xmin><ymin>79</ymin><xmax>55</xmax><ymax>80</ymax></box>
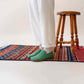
<box><xmin>41</xmin><ymin>44</ymin><xmax>56</xmax><ymax>48</ymax></box>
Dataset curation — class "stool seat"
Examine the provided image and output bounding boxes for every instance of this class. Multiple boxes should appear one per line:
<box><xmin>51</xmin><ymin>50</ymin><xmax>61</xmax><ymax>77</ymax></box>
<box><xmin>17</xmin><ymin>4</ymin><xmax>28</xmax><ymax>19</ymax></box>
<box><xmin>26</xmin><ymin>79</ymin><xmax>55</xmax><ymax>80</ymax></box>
<box><xmin>57</xmin><ymin>11</ymin><xmax>80</xmax><ymax>15</ymax></box>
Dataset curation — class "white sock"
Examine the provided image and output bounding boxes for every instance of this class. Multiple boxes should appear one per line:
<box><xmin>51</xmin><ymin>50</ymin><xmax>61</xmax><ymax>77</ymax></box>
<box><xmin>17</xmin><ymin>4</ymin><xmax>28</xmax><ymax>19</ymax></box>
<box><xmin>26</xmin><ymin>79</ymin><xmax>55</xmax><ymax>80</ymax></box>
<box><xmin>39</xmin><ymin>44</ymin><xmax>43</xmax><ymax>50</ymax></box>
<box><xmin>44</xmin><ymin>47</ymin><xmax>54</xmax><ymax>53</ymax></box>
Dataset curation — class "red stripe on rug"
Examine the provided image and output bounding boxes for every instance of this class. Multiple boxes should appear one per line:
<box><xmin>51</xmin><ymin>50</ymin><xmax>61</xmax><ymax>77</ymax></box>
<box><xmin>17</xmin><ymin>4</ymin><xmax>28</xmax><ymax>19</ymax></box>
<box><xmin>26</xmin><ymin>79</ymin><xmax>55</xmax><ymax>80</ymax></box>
<box><xmin>32</xmin><ymin>46</ymin><xmax>39</xmax><ymax>53</ymax></box>
<box><xmin>19</xmin><ymin>46</ymin><xmax>38</xmax><ymax>60</ymax></box>
<box><xmin>75</xmin><ymin>46</ymin><xmax>84</xmax><ymax>62</ymax></box>
<box><xmin>14</xmin><ymin>46</ymin><xmax>32</xmax><ymax>60</ymax></box>
<box><xmin>25</xmin><ymin>46</ymin><xmax>39</xmax><ymax>60</ymax></box>
<box><xmin>11</xmin><ymin>46</ymin><xmax>29</xmax><ymax>60</ymax></box>
<box><xmin>65</xmin><ymin>47</ymin><xmax>68</xmax><ymax>61</ymax></box>
<box><xmin>0</xmin><ymin>45</ymin><xmax>20</xmax><ymax>57</ymax></box>
<box><xmin>3</xmin><ymin>46</ymin><xmax>27</xmax><ymax>59</ymax></box>
<box><xmin>58</xmin><ymin>47</ymin><xmax>63</xmax><ymax>61</ymax></box>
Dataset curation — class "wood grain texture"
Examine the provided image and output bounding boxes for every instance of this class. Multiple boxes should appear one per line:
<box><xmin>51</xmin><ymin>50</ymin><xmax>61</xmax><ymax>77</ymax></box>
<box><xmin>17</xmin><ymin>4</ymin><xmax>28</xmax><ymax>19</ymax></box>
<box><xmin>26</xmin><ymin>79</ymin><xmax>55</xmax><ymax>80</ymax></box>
<box><xmin>57</xmin><ymin>11</ymin><xmax>80</xmax><ymax>15</ymax></box>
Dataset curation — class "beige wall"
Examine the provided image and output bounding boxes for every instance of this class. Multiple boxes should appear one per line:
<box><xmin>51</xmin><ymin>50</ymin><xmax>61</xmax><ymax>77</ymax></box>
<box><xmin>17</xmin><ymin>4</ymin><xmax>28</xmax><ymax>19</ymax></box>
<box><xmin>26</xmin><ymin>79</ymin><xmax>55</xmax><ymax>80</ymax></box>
<box><xmin>0</xmin><ymin>0</ymin><xmax>33</xmax><ymax>47</ymax></box>
<box><xmin>0</xmin><ymin>0</ymin><xmax>84</xmax><ymax>47</ymax></box>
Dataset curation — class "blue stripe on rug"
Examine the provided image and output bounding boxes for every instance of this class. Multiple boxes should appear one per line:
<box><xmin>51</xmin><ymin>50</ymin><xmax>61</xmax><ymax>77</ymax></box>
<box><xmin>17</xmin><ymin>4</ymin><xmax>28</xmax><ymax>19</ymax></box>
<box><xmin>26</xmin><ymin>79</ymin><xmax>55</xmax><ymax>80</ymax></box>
<box><xmin>0</xmin><ymin>45</ymin><xmax>24</xmax><ymax>59</ymax></box>
<box><xmin>69</xmin><ymin>47</ymin><xmax>73</xmax><ymax>61</ymax></box>
<box><xmin>0</xmin><ymin>45</ymin><xmax>12</xmax><ymax>51</ymax></box>
<box><xmin>67</xmin><ymin>47</ymin><xmax>73</xmax><ymax>61</ymax></box>
<box><xmin>67</xmin><ymin>47</ymin><xmax>71</xmax><ymax>61</ymax></box>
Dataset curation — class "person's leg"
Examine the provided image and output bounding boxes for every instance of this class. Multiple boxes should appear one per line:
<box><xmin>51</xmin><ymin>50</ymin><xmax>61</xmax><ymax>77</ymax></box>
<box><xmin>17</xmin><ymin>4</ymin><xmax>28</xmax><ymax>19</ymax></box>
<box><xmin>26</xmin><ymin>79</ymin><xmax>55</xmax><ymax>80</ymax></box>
<box><xmin>31</xmin><ymin>0</ymin><xmax>55</xmax><ymax>61</ymax></box>
<box><xmin>39</xmin><ymin>0</ymin><xmax>56</xmax><ymax>52</ymax></box>
<box><xmin>28</xmin><ymin>0</ymin><xmax>55</xmax><ymax>48</ymax></box>
<box><xmin>27</xmin><ymin>0</ymin><xmax>41</xmax><ymax>46</ymax></box>
<box><xmin>27</xmin><ymin>0</ymin><xmax>43</xmax><ymax>58</ymax></box>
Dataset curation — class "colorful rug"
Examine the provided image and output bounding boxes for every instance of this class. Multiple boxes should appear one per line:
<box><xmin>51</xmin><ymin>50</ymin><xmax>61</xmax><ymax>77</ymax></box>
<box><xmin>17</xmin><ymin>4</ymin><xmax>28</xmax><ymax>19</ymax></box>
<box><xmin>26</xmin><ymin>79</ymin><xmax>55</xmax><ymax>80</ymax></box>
<box><xmin>0</xmin><ymin>45</ymin><xmax>84</xmax><ymax>62</ymax></box>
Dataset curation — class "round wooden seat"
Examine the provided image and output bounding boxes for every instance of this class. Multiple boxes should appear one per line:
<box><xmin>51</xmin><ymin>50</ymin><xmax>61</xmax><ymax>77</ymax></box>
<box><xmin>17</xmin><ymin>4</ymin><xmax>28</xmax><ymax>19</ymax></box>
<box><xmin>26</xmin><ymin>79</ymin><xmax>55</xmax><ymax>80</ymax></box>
<box><xmin>57</xmin><ymin>11</ymin><xmax>80</xmax><ymax>15</ymax></box>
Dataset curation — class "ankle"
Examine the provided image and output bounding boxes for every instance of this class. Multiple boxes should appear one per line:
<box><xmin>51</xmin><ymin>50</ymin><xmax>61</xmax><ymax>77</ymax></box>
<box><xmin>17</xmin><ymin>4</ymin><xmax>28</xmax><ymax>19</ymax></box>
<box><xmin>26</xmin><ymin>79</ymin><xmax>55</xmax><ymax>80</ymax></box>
<box><xmin>39</xmin><ymin>44</ymin><xmax>43</xmax><ymax>50</ymax></box>
<box><xmin>44</xmin><ymin>47</ymin><xmax>54</xmax><ymax>53</ymax></box>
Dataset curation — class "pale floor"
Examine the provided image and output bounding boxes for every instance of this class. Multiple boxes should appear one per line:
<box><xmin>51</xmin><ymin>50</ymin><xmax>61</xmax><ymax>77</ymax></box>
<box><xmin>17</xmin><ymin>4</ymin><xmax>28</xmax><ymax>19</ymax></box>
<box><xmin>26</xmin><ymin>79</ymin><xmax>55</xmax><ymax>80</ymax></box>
<box><xmin>0</xmin><ymin>28</ymin><xmax>84</xmax><ymax>84</ymax></box>
<box><xmin>0</xmin><ymin>61</ymin><xmax>84</xmax><ymax>84</ymax></box>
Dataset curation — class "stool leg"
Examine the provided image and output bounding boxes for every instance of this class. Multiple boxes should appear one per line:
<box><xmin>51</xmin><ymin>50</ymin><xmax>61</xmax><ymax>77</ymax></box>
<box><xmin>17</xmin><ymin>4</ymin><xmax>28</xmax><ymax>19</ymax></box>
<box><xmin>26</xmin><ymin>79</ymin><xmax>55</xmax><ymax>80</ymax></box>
<box><xmin>73</xmin><ymin>15</ymin><xmax>79</xmax><ymax>49</ymax></box>
<box><xmin>70</xmin><ymin>15</ymin><xmax>75</xmax><ymax>53</ymax></box>
<box><xmin>54</xmin><ymin>15</ymin><xmax>62</xmax><ymax>52</ymax></box>
<box><xmin>60</xmin><ymin>15</ymin><xmax>66</xmax><ymax>48</ymax></box>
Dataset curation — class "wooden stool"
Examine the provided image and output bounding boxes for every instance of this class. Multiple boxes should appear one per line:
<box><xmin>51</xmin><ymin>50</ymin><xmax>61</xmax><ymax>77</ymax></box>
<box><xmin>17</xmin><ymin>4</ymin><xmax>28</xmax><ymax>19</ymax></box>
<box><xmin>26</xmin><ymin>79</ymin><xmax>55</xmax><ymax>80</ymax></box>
<box><xmin>54</xmin><ymin>11</ymin><xmax>80</xmax><ymax>53</ymax></box>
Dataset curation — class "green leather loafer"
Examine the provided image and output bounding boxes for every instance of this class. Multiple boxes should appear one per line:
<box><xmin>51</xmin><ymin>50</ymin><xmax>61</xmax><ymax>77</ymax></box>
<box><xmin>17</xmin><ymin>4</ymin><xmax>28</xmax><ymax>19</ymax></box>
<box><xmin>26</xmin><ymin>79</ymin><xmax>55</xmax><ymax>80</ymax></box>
<box><xmin>27</xmin><ymin>49</ymin><xmax>41</xmax><ymax>58</ymax></box>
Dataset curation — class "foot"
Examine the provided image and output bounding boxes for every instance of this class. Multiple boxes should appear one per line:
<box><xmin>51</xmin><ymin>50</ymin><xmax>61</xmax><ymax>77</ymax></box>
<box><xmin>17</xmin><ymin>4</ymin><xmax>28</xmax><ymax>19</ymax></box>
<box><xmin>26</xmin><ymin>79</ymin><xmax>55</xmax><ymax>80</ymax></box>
<box><xmin>30</xmin><ymin>50</ymin><xmax>54</xmax><ymax>61</ymax></box>
<box><xmin>44</xmin><ymin>47</ymin><xmax>54</xmax><ymax>53</ymax></box>
<box><xmin>27</xmin><ymin>49</ymin><xmax>41</xmax><ymax>58</ymax></box>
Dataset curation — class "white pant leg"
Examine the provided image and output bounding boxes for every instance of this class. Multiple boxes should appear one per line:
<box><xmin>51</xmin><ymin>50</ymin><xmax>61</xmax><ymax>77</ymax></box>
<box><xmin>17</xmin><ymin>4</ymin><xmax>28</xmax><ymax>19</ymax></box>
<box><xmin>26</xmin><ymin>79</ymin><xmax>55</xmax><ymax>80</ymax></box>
<box><xmin>28</xmin><ymin>0</ymin><xmax>41</xmax><ymax>45</ymax></box>
<box><xmin>38</xmin><ymin>0</ymin><xmax>56</xmax><ymax>48</ymax></box>
<box><xmin>28</xmin><ymin>0</ymin><xmax>56</xmax><ymax>48</ymax></box>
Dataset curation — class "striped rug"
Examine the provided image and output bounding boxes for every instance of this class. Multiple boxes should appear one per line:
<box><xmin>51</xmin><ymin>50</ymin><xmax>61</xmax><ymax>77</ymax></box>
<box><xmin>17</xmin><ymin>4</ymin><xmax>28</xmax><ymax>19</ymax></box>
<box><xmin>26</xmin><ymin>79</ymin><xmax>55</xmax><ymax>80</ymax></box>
<box><xmin>0</xmin><ymin>45</ymin><xmax>84</xmax><ymax>62</ymax></box>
